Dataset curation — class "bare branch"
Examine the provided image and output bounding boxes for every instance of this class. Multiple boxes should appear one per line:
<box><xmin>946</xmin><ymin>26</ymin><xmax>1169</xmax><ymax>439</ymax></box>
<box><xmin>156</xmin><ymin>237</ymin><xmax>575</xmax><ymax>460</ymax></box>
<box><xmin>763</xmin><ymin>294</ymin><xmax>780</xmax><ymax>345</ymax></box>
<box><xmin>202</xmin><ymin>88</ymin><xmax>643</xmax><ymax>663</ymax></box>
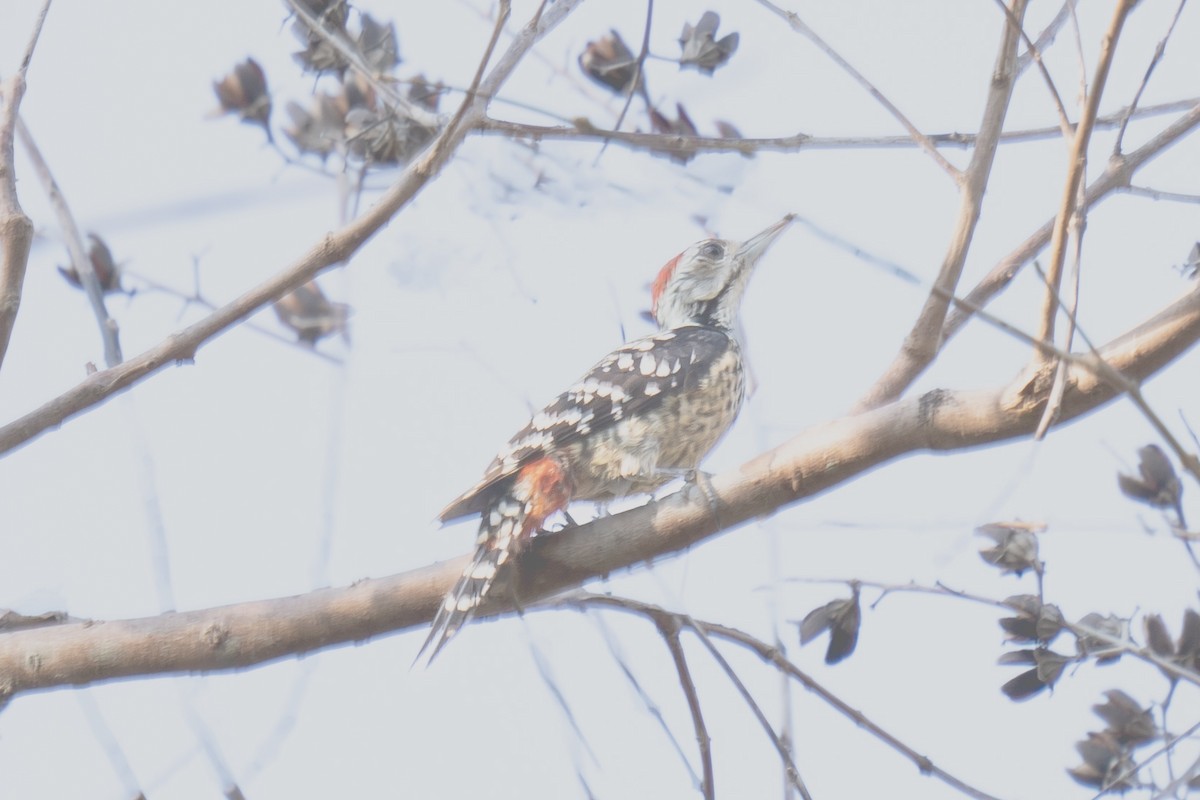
<box><xmin>1034</xmin><ymin>0</ymin><xmax>1137</xmax><ymax>358</ymax></box>
<box><xmin>0</xmin><ymin>0</ymin><xmax>583</xmax><ymax>456</ymax></box>
<box><xmin>1113</xmin><ymin>0</ymin><xmax>1187</xmax><ymax>156</ymax></box>
<box><xmin>605</xmin><ymin>0</ymin><xmax>653</xmax><ymax>141</ymax></box>
<box><xmin>993</xmin><ymin>0</ymin><xmax>1071</xmax><ymax>138</ymax></box>
<box><xmin>690</xmin><ymin>621</ymin><xmax>811</xmax><ymax>799</ymax></box>
<box><xmin>909</xmin><ymin>100</ymin><xmax>1200</xmax><ymax>400</ymax></box>
<box><xmin>753</xmin><ymin>0</ymin><xmax>960</xmax><ymax>180</ymax></box>
<box><xmin>0</xmin><ymin>280</ymin><xmax>1195</xmax><ymax>695</ymax></box>
<box><xmin>1015</xmin><ymin>1</ymin><xmax>1073</xmax><ymax>76</ymax></box>
<box><xmin>0</xmin><ymin>0</ymin><xmax>51</xmax><ymax>371</ymax></box>
<box><xmin>1122</xmin><ymin>184</ymin><xmax>1200</xmax><ymax>204</ymax></box>
<box><xmin>482</xmin><ymin>97</ymin><xmax>1198</xmax><ymax>156</ymax></box>
<box><xmin>17</xmin><ymin>119</ymin><xmax>123</xmax><ymax>366</ymax></box>
<box><xmin>567</xmin><ymin>594</ymin><xmax>1005</xmax><ymax>800</ymax></box>
<box><xmin>657</xmin><ymin>618</ymin><xmax>714</xmax><ymax>800</ymax></box>
<box><xmin>853</xmin><ymin>0</ymin><xmax>1030</xmax><ymax>412</ymax></box>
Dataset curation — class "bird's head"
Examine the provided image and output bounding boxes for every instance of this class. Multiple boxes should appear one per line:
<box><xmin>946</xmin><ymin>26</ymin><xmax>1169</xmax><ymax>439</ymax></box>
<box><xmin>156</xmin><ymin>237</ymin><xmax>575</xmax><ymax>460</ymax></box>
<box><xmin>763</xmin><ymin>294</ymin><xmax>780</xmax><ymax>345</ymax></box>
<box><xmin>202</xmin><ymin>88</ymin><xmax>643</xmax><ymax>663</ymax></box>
<box><xmin>651</xmin><ymin>215</ymin><xmax>794</xmax><ymax>331</ymax></box>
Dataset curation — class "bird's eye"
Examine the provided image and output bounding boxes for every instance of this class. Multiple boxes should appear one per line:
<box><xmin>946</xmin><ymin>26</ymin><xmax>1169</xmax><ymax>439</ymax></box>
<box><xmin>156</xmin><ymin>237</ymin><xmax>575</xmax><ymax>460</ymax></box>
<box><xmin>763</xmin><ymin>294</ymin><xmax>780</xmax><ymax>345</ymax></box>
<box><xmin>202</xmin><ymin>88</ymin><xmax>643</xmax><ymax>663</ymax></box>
<box><xmin>700</xmin><ymin>242</ymin><xmax>723</xmax><ymax>260</ymax></box>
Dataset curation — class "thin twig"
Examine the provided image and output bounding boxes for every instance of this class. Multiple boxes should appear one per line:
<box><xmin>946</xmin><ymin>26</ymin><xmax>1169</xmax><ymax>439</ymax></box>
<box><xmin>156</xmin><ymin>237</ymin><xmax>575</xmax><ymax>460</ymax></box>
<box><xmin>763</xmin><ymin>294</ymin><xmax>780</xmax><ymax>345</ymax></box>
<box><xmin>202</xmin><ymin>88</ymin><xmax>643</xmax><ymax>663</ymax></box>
<box><xmin>1069</xmin><ymin>620</ymin><xmax>1200</xmax><ymax>687</ymax></box>
<box><xmin>693</xmin><ymin>624</ymin><xmax>812</xmax><ymax>800</ymax></box>
<box><xmin>590</xmin><ymin>611</ymin><xmax>701</xmax><ymax>787</ymax></box>
<box><xmin>440</xmin><ymin>0</ymin><xmax>511</xmax><ymax>146</ymax></box>
<box><xmin>1033</xmin><ymin>175</ymin><xmax>1089</xmax><ymax>439</ymax></box>
<box><xmin>992</xmin><ymin>0</ymin><xmax>1072</xmax><ymax>138</ymax></box>
<box><xmin>781</xmin><ymin>577</ymin><xmax>1012</xmax><ymax>613</ymax></box>
<box><xmin>931</xmin><ymin>100</ymin><xmax>1200</xmax><ymax>391</ymax></box>
<box><xmin>853</xmin><ymin>0</ymin><xmax>1030</xmax><ymax>412</ymax></box>
<box><xmin>657</xmin><ymin>617</ymin><xmax>714</xmax><ymax>800</ymax></box>
<box><xmin>77</xmin><ymin>690</ymin><xmax>145</xmax><ymax>798</ymax></box>
<box><xmin>126</xmin><ymin>269</ymin><xmax>346</xmax><ymax>365</ymax></box>
<box><xmin>604</xmin><ymin>0</ymin><xmax>653</xmax><ymax>141</ymax></box>
<box><xmin>1113</xmin><ymin>0</ymin><xmax>1187</xmax><ymax>156</ymax></box>
<box><xmin>1099</xmin><ymin>713</ymin><xmax>1200</xmax><ymax>800</ymax></box>
<box><xmin>0</xmin><ymin>0</ymin><xmax>583</xmax><ymax>455</ymax></box>
<box><xmin>568</xmin><ymin>594</ymin><xmax>1004</xmax><ymax>800</ymax></box>
<box><xmin>754</xmin><ymin>0</ymin><xmax>959</xmax><ymax>180</ymax></box>
<box><xmin>0</xmin><ymin>0</ymin><xmax>52</xmax><ymax>371</ymax></box>
<box><xmin>1034</xmin><ymin>0</ymin><xmax>1137</xmax><ymax>359</ymax></box>
<box><xmin>1122</xmin><ymin>184</ymin><xmax>1200</xmax><ymax>204</ymax></box>
<box><xmin>482</xmin><ymin>97</ymin><xmax>1198</xmax><ymax>156</ymax></box>
<box><xmin>1014</xmin><ymin>1</ymin><xmax>1072</xmax><ymax>77</ymax></box>
<box><xmin>16</xmin><ymin>118</ymin><xmax>123</xmax><ymax>366</ymax></box>
<box><xmin>522</xmin><ymin>620</ymin><xmax>601</xmax><ymax>767</ymax></box>
<box><xmin>1026</xmin><ymin>241</ymin><xmax>1200</xmax><ymax>484</ymax></box>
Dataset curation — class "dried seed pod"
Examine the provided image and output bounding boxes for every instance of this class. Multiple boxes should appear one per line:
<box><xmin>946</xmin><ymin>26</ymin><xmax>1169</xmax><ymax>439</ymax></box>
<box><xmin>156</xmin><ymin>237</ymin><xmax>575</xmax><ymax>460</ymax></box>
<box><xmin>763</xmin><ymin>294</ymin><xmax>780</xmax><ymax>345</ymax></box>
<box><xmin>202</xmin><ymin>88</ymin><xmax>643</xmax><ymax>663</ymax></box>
<box><xmin>678</xmin><ymin>11</ymin><xmax>739</xmax><ymax>75</ymax></box>
<box><xmin>213</xmin><ymin>58</ymin><xmax>271</xmax><ymax>132</ymax></box>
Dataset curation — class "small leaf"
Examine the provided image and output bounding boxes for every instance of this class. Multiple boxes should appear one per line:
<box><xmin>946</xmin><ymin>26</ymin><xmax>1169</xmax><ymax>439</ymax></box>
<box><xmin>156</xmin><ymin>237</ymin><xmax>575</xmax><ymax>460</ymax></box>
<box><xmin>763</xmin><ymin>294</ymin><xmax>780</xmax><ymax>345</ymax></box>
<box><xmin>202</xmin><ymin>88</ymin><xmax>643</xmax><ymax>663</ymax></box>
<box><xmin>358</xmin><ymin>13</ymin><xmax>400</xmax><ymax>73</ymax></box>
<box><xmin>796</xmin><ymin>589</ymin><xmax>862</xmax><ymax>664</ymax></box>
<box><xmin>1068</xmin><ymin>731</ymin><xmax>1134</xmax><ymax>791</ymax></box>
<box><xmin>999</xmin><ymin>595</ymin><xmax>1063</xmax><ymax>644</ymax></box>
<box><xmin>1093</xmin><ymin>689</ymin><xmax>1156</xmax><ymax>746</ymax></box>
<box><xmin>1143</xmin><ymin>613</ymin><xmax>1174</xmax><ymax>658</ymax></box>
<box><xmin>977</xmin><ymin>522</ymin><xmax>1044</xmax><ymax>576</ymax></box>
<box><xmin>678</xmin><ymin>11</ymin><xmax>739</xmax><ymax>75</ymax></box>
<box><xmin>1178</xmin><ymin>608</ymin><xmax>1200</xmax><ymax>668</ymax></box>
<box><xmin>1118</xmin><ymin>444</ymin><xmax>1184</xmax><ymax>524</ymax></box>
<box><xmin>289</xmin><ymin>0</ymin><xmax>351</xmax><ymax>76</ymax></box>
<box><xmin>998</xmin><ymin>649</ymin><xmax>1071</xmax><ymax>700</ymax></box>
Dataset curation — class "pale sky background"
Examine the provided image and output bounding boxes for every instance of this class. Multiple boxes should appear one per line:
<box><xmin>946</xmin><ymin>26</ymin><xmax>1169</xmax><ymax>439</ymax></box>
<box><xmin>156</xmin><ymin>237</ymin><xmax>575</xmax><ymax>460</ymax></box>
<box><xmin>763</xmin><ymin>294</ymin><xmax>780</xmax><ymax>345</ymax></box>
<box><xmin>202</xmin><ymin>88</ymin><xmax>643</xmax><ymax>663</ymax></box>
<box><xmin>1</xmin><ymin>1</ymin><xmax>1199</xmax><ymax>798</ymax></box>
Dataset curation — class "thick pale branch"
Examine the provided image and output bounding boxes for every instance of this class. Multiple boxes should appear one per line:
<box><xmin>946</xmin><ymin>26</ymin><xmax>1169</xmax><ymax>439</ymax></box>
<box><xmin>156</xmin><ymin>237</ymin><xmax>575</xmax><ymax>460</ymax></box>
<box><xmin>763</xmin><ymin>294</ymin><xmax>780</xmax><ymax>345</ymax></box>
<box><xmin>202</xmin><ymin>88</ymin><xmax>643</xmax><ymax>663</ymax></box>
<box><xmin>852</xmin><ymin>0</ymin><xmax>1028</xmax><ymax>412</ymax></box>
<box><xmin>0</xmin><ymin>0</ymin><xmax>582</xmax><ymax>457</ymax></box>
<box><xmin>943</xmin><ymin>101</ymin><xmax>1200</xmax><ymax>342</ymax></box>
<box><xmin>1034</xmin><ymin>0</ymin><xmax>1136</xmax><ymax>353</ymax></box>
<box><xmin>0</xmin><ymin>282</ymin><xmax>1196</xmax><ymax>696</ymax></box>
<box><xmin>0</xmin><ymin>0</ymin><xmax>51</xmax><ymax>371</ymax></box>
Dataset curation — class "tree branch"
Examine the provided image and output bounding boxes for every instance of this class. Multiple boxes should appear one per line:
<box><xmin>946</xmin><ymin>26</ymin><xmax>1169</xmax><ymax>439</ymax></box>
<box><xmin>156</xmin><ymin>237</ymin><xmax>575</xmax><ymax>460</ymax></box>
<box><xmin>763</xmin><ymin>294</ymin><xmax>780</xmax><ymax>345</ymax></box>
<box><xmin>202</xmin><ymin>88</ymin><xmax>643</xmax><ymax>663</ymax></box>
<box><xmin>565</xmin><ymin>593</ymin><xmax>1004</xmax><ymax>800</ymax></box>
<box><xmin>0</xmin><ymin>0</ymin><xmax>51</xmax><ymax>371</ymax></box>
<box><xmin>908</xmin><ymin>99</ymin><xmax>1200</xmax><ymax>400</ymax></box>
<box><xmin>481</xmin><ymin>97</ymin><xmax>1199</xmax><ymax>155</ymax></box>
<box><xmin>0</xmin><ymin>0</ymin><xmax>582</xmax><ymax>457</ymax></box>
<box><xmin>17</xmin><ymin>118</ymin><xmax>124</xmax><ymax>366</ymax></box>
<box><xmin>754</xmin><ymin>0</ymin><xmax>960</xmax><ymax>180</ymax></box>
<box><xmin>1033</xmin><ymin>0</ymin><xmax>1137</xmax><ymax>356</ymax></box>
<box><xmin>0</xmin><ymin>279</ymin><xmax>1196</xmax><ymax>696</ymax></box>
<box><xmin>852</xmin><ymin>0</ymin><xmax>1029</xmax><ymax>412</ymax></box>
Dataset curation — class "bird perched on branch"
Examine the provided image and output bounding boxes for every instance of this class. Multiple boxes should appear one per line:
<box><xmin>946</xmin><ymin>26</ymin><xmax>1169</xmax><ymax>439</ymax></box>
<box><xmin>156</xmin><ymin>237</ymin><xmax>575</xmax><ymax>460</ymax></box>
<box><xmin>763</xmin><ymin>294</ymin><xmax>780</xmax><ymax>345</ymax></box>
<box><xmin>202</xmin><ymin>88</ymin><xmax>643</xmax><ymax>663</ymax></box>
<box><xmin>420</xmin><ymin>216</ymin><xmax>794</xmax><ymax>661</ymax></box>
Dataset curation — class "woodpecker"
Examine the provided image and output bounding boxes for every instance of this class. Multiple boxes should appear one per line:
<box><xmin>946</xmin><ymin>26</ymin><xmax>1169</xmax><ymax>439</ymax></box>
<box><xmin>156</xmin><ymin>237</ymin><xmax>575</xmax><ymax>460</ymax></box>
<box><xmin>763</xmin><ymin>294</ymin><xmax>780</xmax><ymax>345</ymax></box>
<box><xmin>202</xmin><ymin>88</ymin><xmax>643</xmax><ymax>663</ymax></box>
<box><xmin>419</xmin><ymin>215</ymin><xmax>794</xmax><ymax>661</ymax></box>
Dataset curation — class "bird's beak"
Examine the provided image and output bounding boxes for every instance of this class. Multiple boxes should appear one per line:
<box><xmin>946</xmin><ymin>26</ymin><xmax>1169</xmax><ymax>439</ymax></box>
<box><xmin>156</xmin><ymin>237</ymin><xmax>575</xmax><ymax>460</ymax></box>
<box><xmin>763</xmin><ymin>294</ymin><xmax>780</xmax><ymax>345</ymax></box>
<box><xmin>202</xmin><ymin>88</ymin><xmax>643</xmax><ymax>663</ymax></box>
<box><xmin>738</xmin><ymin>214</ymin><xmax>795</xmax><ymax>264</ymax></box>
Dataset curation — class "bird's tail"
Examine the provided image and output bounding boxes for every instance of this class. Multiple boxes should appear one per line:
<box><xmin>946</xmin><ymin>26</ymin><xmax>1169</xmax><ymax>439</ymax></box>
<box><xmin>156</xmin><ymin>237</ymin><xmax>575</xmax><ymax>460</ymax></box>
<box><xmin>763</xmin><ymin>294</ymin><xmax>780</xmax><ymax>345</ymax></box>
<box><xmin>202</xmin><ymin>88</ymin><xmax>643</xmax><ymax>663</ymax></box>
<box><xmin>417</xmin><ymin>456</ymin><xmax>572</xmax><ymax>664</ymax></box>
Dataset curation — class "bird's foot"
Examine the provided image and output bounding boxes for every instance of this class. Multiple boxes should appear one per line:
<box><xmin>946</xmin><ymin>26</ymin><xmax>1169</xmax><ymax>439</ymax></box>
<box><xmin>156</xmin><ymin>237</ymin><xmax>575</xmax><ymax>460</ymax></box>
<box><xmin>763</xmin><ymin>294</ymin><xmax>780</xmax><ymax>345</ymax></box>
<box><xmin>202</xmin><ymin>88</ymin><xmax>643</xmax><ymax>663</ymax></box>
<box><xmin>684</xmin><ymin>469</ymin><xmax>722</xmax><ymax>522</ymax></box>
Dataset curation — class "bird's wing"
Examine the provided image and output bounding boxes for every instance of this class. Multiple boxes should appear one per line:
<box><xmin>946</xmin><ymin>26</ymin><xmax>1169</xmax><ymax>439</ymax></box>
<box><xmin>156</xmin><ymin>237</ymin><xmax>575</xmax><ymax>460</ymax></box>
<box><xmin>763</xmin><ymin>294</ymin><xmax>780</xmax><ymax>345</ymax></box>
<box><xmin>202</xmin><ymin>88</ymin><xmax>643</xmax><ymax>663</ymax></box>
<box><xmin>437</xmin><ymin>326</ymin><xmax>732</xmax><ymax>522</ymax></box>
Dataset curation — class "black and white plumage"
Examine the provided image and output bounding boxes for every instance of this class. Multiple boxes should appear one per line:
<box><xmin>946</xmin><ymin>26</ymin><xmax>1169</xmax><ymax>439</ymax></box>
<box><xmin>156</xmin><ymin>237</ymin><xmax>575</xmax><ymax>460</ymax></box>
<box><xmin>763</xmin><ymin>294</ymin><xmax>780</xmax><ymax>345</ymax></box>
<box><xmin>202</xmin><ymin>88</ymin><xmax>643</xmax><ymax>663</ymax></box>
<box><xmin>419</xmin><ymin>216</ymin><xmax>794</xmax><ymax>662</ymax></box>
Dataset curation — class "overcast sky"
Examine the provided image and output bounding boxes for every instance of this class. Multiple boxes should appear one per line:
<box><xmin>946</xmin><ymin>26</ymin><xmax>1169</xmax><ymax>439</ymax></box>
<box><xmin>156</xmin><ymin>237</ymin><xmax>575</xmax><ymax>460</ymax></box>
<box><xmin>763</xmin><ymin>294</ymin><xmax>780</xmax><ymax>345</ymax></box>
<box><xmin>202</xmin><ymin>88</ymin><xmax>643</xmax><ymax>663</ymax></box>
<box><xmin>2</xmin><ymin>1</ymin><xmax>1200</xmax><ymax>798</ymax></box>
